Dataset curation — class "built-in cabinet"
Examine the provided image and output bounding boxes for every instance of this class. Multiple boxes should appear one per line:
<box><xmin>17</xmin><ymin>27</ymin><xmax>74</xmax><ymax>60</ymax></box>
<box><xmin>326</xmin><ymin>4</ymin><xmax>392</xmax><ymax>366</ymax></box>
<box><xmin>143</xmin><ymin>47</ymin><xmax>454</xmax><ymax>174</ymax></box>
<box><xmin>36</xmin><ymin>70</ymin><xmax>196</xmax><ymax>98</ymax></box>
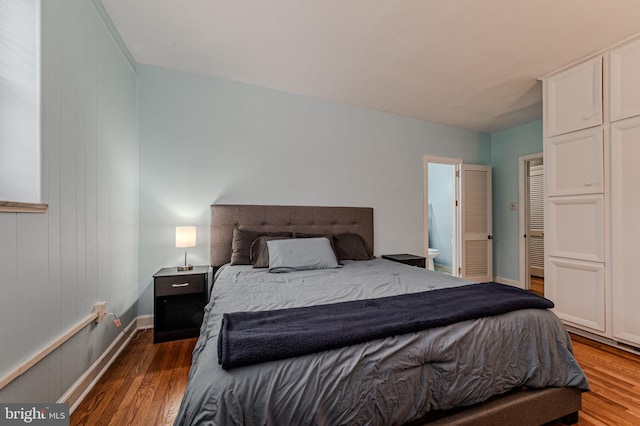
<box><xmin>610</xmin><ymin>41</ymin><xmax>640</xmax><ymax>121</ymax></box>
<box><xmin>543</xmin><ymin>37</ymin><xmax>640</xmax><ymax>347</ymax></box>
<box><xmin>545</xmin><ymin>57</ymin><xmax>603</xmax><ymax>137</ymax></box>
<box><xmin>610</xmin><ymin>116</ymin><xmax>640</xmax><ymax>345</ymax></box>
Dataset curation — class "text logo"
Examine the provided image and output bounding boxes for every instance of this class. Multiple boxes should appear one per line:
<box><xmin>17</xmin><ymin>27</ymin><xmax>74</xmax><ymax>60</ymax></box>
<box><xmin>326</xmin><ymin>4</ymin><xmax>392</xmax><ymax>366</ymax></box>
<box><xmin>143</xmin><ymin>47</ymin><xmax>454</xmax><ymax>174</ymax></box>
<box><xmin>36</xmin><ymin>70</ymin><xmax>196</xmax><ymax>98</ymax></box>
<box><xmin>0</xmin><ymin>404</ymin><xmax>68</xmax><ymax>425</ymax></box>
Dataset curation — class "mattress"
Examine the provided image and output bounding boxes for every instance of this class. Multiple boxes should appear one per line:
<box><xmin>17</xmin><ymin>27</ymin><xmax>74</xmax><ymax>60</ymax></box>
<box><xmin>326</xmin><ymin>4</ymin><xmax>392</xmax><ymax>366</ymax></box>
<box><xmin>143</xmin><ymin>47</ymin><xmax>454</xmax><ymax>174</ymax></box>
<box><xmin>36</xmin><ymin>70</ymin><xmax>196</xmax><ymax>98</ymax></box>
<box><xmin>174</xmin><ymin>259</ymin><xmax>588</xmax><ymax>425</ymax></box>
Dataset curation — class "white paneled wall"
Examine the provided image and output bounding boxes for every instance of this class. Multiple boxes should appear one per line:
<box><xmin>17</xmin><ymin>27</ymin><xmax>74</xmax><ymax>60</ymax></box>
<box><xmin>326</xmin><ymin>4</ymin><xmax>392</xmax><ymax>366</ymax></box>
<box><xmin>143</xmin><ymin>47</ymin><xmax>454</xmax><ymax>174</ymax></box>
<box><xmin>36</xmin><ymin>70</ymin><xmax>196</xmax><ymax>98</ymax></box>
<box><xmin>0</xmin><ymin>0</ymin><xmax>138</xmax><ymax>403</ymax></box>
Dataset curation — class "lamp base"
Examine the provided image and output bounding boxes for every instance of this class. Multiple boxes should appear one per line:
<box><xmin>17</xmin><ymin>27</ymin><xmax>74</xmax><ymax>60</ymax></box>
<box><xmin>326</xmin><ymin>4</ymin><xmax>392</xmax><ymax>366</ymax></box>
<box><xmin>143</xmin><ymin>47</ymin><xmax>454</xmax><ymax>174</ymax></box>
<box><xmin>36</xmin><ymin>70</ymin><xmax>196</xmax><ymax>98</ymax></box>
<box><xmin>177</xmin><ymin>265</ymin><xmax>193</xmax><ymax>271</ymax></box>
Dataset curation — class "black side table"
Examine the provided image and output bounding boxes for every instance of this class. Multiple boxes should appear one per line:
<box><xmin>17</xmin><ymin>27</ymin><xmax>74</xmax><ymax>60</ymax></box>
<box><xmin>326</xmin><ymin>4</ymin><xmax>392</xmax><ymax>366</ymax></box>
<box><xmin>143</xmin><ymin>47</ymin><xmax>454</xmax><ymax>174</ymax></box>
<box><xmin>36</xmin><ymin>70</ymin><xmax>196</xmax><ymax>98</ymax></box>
<box><xmin>381</xmin><ymin>254</ymin><xmax>426</xmax><ymax>268</ymax></box>
<box><xmin>153</xmin><ymin>265</ymin><xmax>209</xmax><ymax>343</ymax></box>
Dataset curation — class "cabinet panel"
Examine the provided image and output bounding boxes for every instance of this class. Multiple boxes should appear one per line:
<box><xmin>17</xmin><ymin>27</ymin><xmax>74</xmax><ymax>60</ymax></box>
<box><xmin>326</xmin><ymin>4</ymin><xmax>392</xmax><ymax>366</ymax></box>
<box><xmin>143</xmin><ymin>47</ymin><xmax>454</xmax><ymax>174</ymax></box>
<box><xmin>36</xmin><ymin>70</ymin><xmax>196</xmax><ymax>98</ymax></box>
<box><xmin>547</xmin><ymin>195</ymin><xmax>604</xmax><ymax>262</ymax></box>
<box><xmin>546</xmin><ymin>128</ymin><xmax>603</xmax><ymax>196</ymax></box>
<box><xmin>610</xmin><ymin>39</ymin><xmax>640</xmax><ymax>122</ymax></box>
<box><xmin>611</xmin><ymin>116</ymin><xmax>640</xmax><ymax>345</ymax></box>
<box><xmin>546</xmin><ymin>257</ymin><xmax>605</xmax><ymax>333</ymax></box>
<box><xmin>545</xmin><ymin>57</ymin><xmax>603</xmax><ymax>137</ymax></box>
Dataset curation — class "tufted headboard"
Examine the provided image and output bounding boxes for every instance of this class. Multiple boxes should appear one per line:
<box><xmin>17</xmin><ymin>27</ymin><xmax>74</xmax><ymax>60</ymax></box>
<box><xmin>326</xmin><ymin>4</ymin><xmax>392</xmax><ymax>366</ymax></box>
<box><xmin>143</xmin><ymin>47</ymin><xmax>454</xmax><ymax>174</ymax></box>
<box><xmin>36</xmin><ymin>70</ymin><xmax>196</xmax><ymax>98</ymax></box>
<box><xmin>210</xmin><ymin>204</ymin><xmax>374</xmax><ymax>267</ymax></box>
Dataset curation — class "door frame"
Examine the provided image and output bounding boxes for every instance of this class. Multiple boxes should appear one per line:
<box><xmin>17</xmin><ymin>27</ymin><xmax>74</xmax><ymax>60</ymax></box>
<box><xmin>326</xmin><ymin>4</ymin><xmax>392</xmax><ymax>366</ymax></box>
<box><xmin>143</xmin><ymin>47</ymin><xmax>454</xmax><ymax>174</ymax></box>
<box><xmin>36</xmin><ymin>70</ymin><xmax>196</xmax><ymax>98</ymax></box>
<box><xmin>423</xmin><ymin>155</ymin><xmax>462</xmax><ymax>277</ymax></box>
<box><xmin>518</xmin><ymin>152</ymin><xmax>543</xmax><ymax>290</ymax></box>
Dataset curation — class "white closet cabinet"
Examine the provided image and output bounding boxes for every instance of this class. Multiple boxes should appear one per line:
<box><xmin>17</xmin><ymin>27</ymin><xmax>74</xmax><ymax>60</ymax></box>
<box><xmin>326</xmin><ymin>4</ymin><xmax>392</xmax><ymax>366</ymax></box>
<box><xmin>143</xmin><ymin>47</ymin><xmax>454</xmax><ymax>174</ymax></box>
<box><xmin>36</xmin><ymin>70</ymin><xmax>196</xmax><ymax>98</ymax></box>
<box><xmin>545</xmin><ymin>127</ymin><xmax>605</xmax><ymax>331</ymax></box>
<box><xmin>546</xmin><ymin>128</ymin><xmax>603</xmax><ymax>196</ymax></box>
<box><xmin>547</xmin><ymin>258</ymin><xmax>605</xmax><ymax>332</ymax></box>
<box><xmin>544</xmin><ymin>56</ymin><xmax>606</xmax><ymax>336</ymax></box>
<box><xmin>611</xmin><ymin>116</ymin><xmax>640</xmax><ymax>346</ymax></box>
<box><xmin>544</xmin><ymin>36</ymin><xmax>640</xmax><ymax>346</ymax></box>
<box><xmin>610</xmin><ymin>39</ymin><xmax>640</xmax><ymax>122</ymax></box>
<box><xmin>547</xmin><ymin>195</ymin><xmax>604</xmax><ymax>263</ymax></box>
<box><xmin>545</xmin><ymin>57</ymin><xmax>602</xmax><ymax>137</ymax></box>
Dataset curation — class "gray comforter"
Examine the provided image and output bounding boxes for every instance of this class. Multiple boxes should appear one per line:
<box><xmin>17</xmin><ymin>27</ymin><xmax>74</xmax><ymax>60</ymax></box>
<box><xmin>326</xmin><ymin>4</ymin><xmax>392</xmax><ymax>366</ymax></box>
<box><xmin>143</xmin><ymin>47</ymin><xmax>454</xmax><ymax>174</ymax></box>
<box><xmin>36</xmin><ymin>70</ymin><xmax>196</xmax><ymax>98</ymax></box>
<box><xmin>175</xmin><ymin>259</ymin><xmax>589</xmax><ymax>425</ymax></box>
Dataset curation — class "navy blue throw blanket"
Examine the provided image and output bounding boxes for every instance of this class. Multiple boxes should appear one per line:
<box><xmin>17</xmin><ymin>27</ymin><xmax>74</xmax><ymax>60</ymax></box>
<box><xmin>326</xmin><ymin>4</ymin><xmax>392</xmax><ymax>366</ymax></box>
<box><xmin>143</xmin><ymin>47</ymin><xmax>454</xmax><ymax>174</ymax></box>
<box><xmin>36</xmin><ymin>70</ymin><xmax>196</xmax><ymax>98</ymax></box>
<box><xmin>218</xmin><ymin>282</ymin><xmax>554</xmax><ymax>370</ymax></box>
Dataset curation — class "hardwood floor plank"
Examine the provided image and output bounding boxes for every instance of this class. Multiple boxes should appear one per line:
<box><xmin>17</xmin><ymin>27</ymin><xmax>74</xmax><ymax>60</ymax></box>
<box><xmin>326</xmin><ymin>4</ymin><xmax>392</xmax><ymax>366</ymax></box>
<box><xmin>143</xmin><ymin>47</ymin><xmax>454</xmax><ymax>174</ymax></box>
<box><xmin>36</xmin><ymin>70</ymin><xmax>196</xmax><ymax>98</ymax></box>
<box><xmin>71</xmin><ymin>330</ymin><xmax>640</xmax><ymax>425</ymax></box>
<box><xmin>530</xmin><ymin>276</ymin><xmax>544</xmax><ymax>296</ymax></box>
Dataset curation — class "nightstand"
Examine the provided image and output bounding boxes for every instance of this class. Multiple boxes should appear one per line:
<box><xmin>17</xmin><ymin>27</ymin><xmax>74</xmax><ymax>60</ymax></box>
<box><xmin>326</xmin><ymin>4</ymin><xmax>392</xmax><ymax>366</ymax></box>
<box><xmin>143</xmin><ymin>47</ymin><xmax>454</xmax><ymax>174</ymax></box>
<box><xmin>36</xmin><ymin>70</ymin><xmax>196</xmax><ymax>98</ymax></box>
<box><xmin>381</xmin><ymin>254</ymin><xmax>426</xmax><ymax>268</ymax></box>
<box><xmin>153</xmin><ymin>265</ymin><xmax>209</xmax><ymax>343</ymax></box>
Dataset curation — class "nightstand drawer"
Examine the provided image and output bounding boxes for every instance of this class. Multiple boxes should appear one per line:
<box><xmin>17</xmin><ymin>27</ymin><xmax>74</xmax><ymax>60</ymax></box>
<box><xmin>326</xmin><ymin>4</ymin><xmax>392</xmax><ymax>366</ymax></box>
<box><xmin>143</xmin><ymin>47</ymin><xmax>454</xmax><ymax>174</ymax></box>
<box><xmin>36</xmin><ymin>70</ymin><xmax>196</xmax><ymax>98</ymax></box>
<box><xmin>155</xmin><ymin>274</ymin><xmax>205</xmax><ymax>297</ymax></box>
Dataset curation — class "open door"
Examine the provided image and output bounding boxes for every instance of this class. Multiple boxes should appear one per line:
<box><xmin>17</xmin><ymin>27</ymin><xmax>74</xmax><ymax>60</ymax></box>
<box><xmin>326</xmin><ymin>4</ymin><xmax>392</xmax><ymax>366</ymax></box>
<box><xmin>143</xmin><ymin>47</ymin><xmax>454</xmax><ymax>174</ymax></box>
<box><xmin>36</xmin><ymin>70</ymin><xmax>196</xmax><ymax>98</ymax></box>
<box><xmin>528</xmin><ymin>164</ymin><xmax>545</xmax><ymax>278</ymax></box>
<box><xmin>460</xmin><ymin>164</ymin><xmax>493</xmax><ymax>282</ymax></box>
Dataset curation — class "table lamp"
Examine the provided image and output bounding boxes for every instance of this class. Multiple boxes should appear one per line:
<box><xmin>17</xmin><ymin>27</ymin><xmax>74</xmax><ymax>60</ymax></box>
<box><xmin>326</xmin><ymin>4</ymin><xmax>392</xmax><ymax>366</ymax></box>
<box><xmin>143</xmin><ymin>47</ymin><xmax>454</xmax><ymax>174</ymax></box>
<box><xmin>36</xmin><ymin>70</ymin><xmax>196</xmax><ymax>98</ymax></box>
<box><xmin>176</xmin><ymin>226</ymin><xmax>196</xmax><ymax>271</ymax></box>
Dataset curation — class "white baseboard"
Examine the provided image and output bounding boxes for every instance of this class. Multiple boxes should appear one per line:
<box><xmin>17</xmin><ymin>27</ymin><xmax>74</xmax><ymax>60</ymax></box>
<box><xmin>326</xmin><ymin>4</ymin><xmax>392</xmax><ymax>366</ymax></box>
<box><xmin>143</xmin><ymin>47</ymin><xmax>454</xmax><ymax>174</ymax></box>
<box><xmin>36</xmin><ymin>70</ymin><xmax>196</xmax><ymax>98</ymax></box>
<box><xmin>494</xmin><ymin>276</ymin><xmax>524</xmax><ymax>289</ymax></box>
<box><xmin>59</xmin><ymin>315</ymin><xmax>153</xmax><ymax>414</ymax></box>
<box><xmin>566</xmin><ymin>325</ymin><xmax>640</xmax><ymax>356</ymax></box>
<box><xmin>434</xmin><ymin>263</ymin><xmax>452</xmax><ymax>274</ymax></box>
<box><xmin>136</xmin><ymin>314</ymin><xmax>154</xmax><ymax>330</ymax></box>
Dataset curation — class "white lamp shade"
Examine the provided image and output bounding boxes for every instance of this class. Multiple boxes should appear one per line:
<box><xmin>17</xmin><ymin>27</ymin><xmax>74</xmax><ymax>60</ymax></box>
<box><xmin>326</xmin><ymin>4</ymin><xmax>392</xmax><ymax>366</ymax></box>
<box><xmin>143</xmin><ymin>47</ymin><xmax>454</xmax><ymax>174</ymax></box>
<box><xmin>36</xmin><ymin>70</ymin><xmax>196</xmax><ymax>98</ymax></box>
<box><xmin>176</xmin><ymin>226</ymin><xmax>196</xmax><ymax>248</ymax></box>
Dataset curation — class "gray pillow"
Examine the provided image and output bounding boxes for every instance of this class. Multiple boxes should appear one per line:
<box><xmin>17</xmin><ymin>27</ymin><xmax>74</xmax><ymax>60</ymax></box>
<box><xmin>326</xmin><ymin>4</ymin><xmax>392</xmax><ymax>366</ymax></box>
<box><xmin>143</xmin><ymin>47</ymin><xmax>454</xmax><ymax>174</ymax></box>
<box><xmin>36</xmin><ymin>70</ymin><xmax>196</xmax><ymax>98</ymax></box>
<box><xmin>267</xmin><ymin>237</ymin><xmax>340</xmax><ymax>273</ymax></box>
<box><xmin>293</xmin><ymin>232</ymin><xmax>341</xmax><ymax>264</ymax></box>
<box><xmin>250</xmin><ymin>236</ymin><xmax>292</xmax><ymax>268</ymax></box>
<box><xmin>230</xmin><ymin>229</ymin><xmax>293</xmax><ymax>265</ymax></box>
<box><xmin>333</xmin><ymin>233</ymin><xmax>372</xmax><ymax>260</ymax></box>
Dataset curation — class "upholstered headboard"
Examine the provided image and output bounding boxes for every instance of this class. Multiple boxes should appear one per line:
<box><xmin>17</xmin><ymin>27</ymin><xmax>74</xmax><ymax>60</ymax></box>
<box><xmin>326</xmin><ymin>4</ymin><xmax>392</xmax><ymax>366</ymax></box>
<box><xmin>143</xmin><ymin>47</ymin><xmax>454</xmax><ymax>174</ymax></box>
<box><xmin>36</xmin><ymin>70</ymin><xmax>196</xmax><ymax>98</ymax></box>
<box><xmin>210</xmin><ymin>204</ymin><xmax>374</xmax><ymax>267</ymax></box>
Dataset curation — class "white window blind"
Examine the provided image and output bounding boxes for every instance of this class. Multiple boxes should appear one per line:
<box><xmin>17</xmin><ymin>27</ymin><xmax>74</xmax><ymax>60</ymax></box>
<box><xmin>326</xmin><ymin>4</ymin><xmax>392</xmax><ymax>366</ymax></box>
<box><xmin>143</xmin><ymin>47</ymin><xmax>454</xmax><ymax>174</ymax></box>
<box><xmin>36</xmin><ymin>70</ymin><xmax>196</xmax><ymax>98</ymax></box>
<box><xmin>0</xmin><ymin>0</ymin><xmax>41</xmax><ymax>203</ymax></box>
<box><xmin>529</xmin><ymin>165</ymin><xmax>545</xmax><ymax>273</ymax></box>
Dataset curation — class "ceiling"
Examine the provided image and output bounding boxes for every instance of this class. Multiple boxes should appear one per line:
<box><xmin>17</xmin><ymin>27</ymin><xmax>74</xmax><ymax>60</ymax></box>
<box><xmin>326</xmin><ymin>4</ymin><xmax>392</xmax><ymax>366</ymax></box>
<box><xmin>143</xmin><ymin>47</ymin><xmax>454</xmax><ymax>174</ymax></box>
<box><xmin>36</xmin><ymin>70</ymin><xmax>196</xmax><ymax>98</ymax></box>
<box><xmin>101</xmin><ymin>0</ymin><xmax>640</xmax><ymax>133</ymax></box>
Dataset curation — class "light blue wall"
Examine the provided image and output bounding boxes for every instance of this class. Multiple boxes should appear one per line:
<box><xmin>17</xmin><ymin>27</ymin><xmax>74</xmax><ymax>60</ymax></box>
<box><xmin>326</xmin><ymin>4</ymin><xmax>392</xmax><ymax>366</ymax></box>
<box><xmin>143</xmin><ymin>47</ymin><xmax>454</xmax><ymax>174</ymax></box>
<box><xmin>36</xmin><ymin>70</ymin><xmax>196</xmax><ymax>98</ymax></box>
<box><xmin>427</xmin><ymin>163</ymin><xmax>453</xmax><ymax>267</ymax></box>
<box><xmin>0</xmin><ymin>0</ymin><xmax>138</xmax><ymax>403</ymax></box>
<box><xmin>137</xmin><ymin>64</ymin><xmax>491</xmax><ymax>315</ymax></box>
<box><xmin>490</xmin><ymin>119</ymin><xmax>542</xmax><ymax>282</ymax></box>
<box><xmin>0</xmin><ymin>0</ymin><xmax>543</xmax><ymax>402</ymax></box>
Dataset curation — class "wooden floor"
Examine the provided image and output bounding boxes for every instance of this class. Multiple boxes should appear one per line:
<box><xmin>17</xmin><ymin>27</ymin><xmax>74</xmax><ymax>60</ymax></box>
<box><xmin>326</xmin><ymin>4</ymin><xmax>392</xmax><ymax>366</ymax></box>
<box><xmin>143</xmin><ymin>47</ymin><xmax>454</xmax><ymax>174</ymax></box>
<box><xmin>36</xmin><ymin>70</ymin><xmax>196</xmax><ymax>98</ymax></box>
<box><xmin>530</xmin><ymin>275</ymin><xmax>544</xmax><ymax>296</ymax></box>
<box><xmin>71</xmin><ymin>330</ymin><xmax>195</xmax><ymax>426</ymax></box>
<box><xmin>566</xmin><ymin>334</ymin><xmax>640</xmax><ymax>426</ymax></box>
<box><xmin>71</xmin><ymin>330</ymin><xmax>640</xmax><ymax>426</ymax></box>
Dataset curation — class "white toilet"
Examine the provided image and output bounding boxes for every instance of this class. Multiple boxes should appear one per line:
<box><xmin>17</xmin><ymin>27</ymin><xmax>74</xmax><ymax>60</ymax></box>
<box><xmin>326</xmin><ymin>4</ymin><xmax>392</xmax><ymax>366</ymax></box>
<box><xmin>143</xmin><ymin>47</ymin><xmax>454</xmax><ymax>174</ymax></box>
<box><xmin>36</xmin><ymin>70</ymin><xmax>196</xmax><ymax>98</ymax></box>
<box><xmin>427</xmin><ymin>248</ymin><xmax>440</xmax><ymax>271</ymax></box>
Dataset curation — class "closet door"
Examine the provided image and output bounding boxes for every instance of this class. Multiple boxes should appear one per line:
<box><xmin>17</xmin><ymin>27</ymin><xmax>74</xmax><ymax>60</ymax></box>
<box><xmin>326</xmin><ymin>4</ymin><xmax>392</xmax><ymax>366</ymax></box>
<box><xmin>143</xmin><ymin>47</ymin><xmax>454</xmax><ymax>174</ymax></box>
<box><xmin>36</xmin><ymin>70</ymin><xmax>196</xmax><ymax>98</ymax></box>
<box><xmin>547</xmin><ymin>257</ymin><xmax>605</xmax><ymax>332</ymax></box>
<box><xmin>544</xmin><ymin>80</ymin><xmax>605</xmax><ymax>336</ymax></box>
<box><xmin>546</xmin><ymin>128</ymin><xmax>604</xmax><ymax>196</ymax></box>
<box><xmin>611</xmin><ymin>116</ymin><xmax>640</xmax><ymax>345</ymax></box>
<box><xmin>547</xmin><ymin>195</ymin><xmax>604</xmax><ymax>263</ymax></box>
<box><xmin>545</xmin><ymin>57</ymin><xmax>602</xmax><ymax>137</ymax></box>
<box><xmin>610</xmin><ymin>39</ymin><xmax>640</xmax><ymax>122</ymax></box>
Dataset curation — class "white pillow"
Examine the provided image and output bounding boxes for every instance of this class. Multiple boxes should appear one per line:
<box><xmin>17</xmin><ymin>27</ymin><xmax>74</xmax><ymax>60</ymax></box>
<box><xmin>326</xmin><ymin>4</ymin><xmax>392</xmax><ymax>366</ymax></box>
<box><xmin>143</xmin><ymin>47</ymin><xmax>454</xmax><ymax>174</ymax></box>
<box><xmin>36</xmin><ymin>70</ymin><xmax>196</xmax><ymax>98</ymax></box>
<box><xmin>267</xmin><ymin>237</ymin><xmax>339</xmax><ymax>273</ymax></box>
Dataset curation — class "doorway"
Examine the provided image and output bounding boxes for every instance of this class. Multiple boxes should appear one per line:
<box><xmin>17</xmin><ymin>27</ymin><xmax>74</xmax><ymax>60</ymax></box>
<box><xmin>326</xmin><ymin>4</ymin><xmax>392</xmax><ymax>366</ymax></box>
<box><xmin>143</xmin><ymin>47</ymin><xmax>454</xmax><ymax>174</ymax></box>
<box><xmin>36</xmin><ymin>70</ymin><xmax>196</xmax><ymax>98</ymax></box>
<box><xmin>519</xmin><ymin>153</ymin><xmax>545</xmax><ymax>295</ymax></box>
<box><xmin>424</xmin><ymin>156</ymin><xmax>493</xmax><ymax>281</ymax></box>
<box><xmin>424</xmin><ymin>156</ymin><xmax>461</xmax><ymax>276</ymax></box>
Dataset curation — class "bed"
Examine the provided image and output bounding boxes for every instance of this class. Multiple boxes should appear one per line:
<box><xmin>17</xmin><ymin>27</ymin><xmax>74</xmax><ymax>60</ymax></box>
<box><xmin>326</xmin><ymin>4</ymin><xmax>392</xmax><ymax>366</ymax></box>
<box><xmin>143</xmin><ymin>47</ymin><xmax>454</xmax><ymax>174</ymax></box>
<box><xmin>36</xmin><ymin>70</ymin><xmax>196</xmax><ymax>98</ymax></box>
<box><xmin>174</xmin><ymin>204</ymin><xmax>588</xmax><ymax>425</ymax></box>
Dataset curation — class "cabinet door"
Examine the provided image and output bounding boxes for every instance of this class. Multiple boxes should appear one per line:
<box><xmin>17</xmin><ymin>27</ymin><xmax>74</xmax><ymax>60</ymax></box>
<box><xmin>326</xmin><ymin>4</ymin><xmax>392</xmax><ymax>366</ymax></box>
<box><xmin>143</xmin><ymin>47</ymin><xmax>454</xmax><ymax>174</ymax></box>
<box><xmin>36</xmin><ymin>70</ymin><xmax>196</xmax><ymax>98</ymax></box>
<box><xmin>611</xmin><ymin>116</ymin><xmax>640</xmax><ymax>345</ymax></box>
<box><xmin>610</xmin><ymin>39</ymin><xmax>640</xmax><ymax>122</ymax></box>
<box><xmin>546</xmin><ymin>127</ymin><xmax>603</xmax><ymax>196</ymax></box>
<box><xmin>547</xmin><ymin>195</ymin><xmax>604</xmax><ymax>262</ymax></box>
<box><xmin>546</xmin><ymin>257</ymin><xmax>605</xmax><ymax>333</ymax></box>
<box><xmin>545</xmin><ymin>57</ymin><xmax>602</xmax><ymax>137</ymax></box>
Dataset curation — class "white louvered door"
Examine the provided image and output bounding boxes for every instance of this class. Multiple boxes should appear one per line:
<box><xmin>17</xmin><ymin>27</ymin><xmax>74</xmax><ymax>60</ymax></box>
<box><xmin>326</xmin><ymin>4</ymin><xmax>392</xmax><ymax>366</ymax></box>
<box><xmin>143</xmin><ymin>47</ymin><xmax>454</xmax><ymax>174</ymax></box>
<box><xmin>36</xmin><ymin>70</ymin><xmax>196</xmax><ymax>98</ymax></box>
<box><xmin>528</xmin><ymin>165</ymin><xmax>545</xmax><ymax>277</ymax></box>
<box><xmin>460</xmin><ymin>164</ymin><xmax>493</xmax><ymax>282</ymax></box>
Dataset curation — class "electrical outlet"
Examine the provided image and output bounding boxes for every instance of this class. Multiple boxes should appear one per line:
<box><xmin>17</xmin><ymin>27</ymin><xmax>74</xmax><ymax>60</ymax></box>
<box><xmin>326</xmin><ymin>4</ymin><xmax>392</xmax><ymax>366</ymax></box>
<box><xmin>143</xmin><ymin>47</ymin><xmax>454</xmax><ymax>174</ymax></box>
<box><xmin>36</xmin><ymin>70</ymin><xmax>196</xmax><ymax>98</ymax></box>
<box><xmin>94</xmin><ymin>302</ymin><xmax>107</xmax><ymax>323</ymax></box>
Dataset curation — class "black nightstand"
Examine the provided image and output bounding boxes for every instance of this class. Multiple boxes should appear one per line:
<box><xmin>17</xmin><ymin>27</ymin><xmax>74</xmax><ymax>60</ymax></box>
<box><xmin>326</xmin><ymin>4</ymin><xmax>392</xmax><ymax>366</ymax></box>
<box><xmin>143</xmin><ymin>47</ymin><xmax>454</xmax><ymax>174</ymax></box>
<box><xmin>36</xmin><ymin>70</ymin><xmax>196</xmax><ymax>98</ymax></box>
<box><xmin>153</xmin><ymin>265</ymin><xmax>209</xmax><ymax>343</ymax></box>
<box><xmin>381</xmin><ymin>254</ymin><xmax>426</xmax><ymax>268</ymax></box>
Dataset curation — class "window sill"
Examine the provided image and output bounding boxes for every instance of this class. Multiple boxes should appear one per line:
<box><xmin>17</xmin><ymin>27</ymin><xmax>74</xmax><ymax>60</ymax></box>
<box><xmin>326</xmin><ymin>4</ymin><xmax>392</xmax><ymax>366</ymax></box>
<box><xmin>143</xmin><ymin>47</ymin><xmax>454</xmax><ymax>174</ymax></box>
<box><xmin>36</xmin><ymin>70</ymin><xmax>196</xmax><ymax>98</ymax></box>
<box><xmin>0</xmin><ymin>201</ymin><xmax>48</xmax><ymax>213</ymax></box>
